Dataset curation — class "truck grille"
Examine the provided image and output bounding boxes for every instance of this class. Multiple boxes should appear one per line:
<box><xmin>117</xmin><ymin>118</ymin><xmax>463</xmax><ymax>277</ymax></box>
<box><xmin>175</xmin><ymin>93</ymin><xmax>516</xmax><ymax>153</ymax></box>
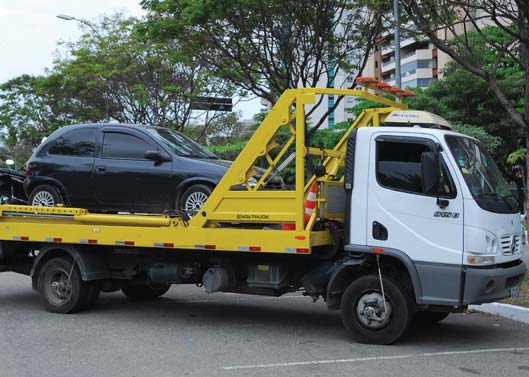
<box><xmin>501</xmin><ymin>235</ymin><xmax>521</xmax><ymax>256</ymax></box>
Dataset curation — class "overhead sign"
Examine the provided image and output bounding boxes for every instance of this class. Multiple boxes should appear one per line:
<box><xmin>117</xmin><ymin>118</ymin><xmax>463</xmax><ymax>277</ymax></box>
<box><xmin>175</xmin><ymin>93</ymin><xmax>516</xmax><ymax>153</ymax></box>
<box><xmin>191</xmin><ymin>96</ymin><xmax>232</xmax><ymax>111</ymax></box>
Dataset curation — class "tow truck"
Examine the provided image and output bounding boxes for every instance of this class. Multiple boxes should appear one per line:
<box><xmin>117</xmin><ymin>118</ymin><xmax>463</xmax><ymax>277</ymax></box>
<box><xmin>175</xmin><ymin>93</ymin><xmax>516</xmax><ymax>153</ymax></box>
<box><xmin>0</xmin><ymin>79</ymin><xmax>525</xmax><ymax>344</ymax></box>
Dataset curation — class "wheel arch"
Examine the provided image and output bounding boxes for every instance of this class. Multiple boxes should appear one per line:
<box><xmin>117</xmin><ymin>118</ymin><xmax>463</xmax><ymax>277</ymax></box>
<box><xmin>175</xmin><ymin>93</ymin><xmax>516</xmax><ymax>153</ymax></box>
<box><xmin>31</xmin><ymin>244</ymin><xmax>111</xmax><ymax>291</ymax></box>
<box><xmin>175</xmin><ymin>178</ymin><xmax>217</xmax><ymax>208</ymax></box>
<box><xmin>327</xmin><ymin>247</ymin><xmax>423</xmax><ymax>310</ymax></box>
<box><xmin>25</xmin><ymin>177</ymin><xmax>71</xmax><ymax>206</ymax></box>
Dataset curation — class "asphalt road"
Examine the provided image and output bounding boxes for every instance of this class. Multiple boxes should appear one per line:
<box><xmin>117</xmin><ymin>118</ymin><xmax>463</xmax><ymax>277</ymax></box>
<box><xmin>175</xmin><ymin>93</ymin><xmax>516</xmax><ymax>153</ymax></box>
<box><xmin>1</xmin><ymin>272</ymin><xmax>528</xmax><ymax>377</ymax></box>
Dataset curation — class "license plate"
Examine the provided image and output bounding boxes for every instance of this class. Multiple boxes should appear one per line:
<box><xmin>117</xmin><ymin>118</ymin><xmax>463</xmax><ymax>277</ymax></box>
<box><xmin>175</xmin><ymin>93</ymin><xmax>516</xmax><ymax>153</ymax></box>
<box><xmin>510</xmin><ymin>286</ymin><xmax>521</xmax><ymax>301</ymax></box>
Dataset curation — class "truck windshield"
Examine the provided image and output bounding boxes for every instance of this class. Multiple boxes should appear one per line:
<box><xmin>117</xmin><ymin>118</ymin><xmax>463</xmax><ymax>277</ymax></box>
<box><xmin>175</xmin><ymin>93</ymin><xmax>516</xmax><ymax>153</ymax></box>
<box><xmin>147</xmin><ymin>128</ymin><xmax>218</xmax><ymax>159</ymax></box>
<box><xmin>445</xmin><ymin>135</ymin><xmax>517</xmax><ymax>214</ymax></box>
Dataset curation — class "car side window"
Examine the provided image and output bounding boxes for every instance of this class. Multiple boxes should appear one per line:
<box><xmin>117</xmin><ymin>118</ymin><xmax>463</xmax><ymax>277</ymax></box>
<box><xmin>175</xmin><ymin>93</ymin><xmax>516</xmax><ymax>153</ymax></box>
<box><xmin>102</xmin><ymin>132</ymin><xmax>151</xmax><ymax>160</ymax></box>
<box><xmin>376</xmin><ymin>139</ymin><xmax>455</xmax><ymax>197</ymax></box>
<box><xmin>48</xmin><ymin>128</ymin><xmax>97</xmax><ymax>157</ymax></box>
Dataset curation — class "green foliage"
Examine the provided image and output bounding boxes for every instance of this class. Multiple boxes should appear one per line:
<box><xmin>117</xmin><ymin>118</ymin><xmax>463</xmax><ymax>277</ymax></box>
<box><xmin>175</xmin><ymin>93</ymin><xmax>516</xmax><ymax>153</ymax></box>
<box><xmin>54</xmin><ymin>14</ymin><xmax>233</xmax><ymax>130</ymax></box>
<box><xmin>507</xmin><ymin>148</ymin><xmax>526</xmax><ymax>165</ymax></box>
<box><xmin>142</xmin><ymin>0</ymin><xmax>386</xmax><ymax>104</ymax></box>
<box><xmin>406</xmin><ymin>27</ymin><xmax>524</xmax><ymax>161</ymax></box>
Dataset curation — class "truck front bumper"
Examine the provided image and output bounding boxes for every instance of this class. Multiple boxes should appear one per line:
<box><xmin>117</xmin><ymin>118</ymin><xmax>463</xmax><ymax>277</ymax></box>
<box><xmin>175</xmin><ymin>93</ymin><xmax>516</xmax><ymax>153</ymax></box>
<box><xmin>463</xmin><ymin>260</ymin><xmax>526</xmax><ymax>305</ymax></box>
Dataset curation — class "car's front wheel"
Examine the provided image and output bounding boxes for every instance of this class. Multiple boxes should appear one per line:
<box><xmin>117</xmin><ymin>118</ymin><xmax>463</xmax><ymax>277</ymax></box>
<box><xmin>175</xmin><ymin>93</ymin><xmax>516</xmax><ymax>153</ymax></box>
<box><xmin>179</xmin><ymin>184</ymin><xmax>212</xmax><ymax>216</ymax></box>
<box><xmin>29</xmin><ymin>184</ymin><xmax>64</xmax><ymax>207</ymax></box>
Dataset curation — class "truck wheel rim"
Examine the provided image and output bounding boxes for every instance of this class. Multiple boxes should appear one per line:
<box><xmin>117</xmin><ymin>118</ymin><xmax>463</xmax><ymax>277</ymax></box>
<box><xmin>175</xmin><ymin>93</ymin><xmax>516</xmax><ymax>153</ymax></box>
<box><xmin>355</xmin><ymin>291</ymin><xmax>392</xmax><ymax>329</ymax></box>
<box><xmin>32</xmin><ymin>191</ymin><xmax>55</xmax><ymax>206</ymax></box>
<box><xmin>184</xmin><ymin>192</ymin><xmax>209</xmax><ymax>214</ymax></box>
<box><xmin>44</xmin><ymin>268</ymin><xmax>72</xmax><ymax>305</ymax></box>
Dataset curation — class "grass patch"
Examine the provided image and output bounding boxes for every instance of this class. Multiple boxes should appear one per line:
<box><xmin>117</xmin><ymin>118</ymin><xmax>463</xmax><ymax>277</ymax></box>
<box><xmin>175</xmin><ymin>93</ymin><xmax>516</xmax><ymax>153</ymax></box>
<box><xmin>503</xmin><ymin>271</ymin><xmax>529</xmax><ymax>307</ymax></box>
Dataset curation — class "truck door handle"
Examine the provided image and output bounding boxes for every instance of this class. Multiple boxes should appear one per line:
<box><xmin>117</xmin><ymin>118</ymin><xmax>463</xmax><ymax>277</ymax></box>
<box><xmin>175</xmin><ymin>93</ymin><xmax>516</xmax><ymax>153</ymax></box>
<box><xmin>372</xmin><ymin>221</ymin><xmax>388</xmax><ymax>241</ymax></box>
<box><xmin>95</xmin><ymin>166</ymin><xmax>106</xmax><ymax>173</ymax></box>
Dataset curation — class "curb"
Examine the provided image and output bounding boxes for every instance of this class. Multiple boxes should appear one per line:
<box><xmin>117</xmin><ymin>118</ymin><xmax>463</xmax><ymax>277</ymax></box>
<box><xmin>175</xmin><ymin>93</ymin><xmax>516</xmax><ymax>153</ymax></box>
<box><xmin>470</xmin><ymin>303</ymin><xmax>529</xmax><ymax>325</ymax></box>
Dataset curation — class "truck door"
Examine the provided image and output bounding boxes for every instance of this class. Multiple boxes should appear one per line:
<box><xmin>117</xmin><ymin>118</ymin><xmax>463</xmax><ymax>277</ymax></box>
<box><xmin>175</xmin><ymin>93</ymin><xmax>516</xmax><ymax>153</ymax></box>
<box><xmin>367</xmin><ymin>133</ymin><xmax>464</xmax><ymax>306</ymax></box>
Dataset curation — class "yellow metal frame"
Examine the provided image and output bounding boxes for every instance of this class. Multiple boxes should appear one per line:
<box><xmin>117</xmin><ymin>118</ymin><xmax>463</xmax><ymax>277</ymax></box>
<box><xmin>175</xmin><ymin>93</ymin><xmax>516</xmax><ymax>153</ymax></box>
<box><xmin>0</xmin><ymin>86</ymin><xmax>407</xmax><ymax>255</ymax></box>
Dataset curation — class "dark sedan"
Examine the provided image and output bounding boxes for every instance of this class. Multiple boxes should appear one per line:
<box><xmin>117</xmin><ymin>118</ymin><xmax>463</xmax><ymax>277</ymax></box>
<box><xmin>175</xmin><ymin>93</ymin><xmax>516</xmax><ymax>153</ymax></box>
<box><xmin>24</xmin><ymin>123</ymin><xmax>255</xmax><ymax>214</ymax></box>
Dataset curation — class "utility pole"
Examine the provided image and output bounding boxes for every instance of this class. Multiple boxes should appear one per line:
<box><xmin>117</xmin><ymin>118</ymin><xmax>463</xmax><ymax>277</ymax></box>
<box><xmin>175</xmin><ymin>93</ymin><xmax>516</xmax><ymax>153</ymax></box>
<box><xmin>393</xmin><ymin>0</ymin><xmax>402</xmax><ymax>88</ymax></box>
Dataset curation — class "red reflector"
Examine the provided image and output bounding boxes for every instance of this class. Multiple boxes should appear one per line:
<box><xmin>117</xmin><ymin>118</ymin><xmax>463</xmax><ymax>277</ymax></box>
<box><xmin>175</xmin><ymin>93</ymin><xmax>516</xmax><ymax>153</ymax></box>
<box><xmin>53</xmin><ymin>238</ymin><xmax>62</xmax><ymax>243</ymax></box>
<box><xmin>295</xmin><ymin>235</ymin><xmax>306</xmax><ymax>240</ymax></box>
<box><xmin>249</xmin><ymin>246</ymin><xmax>261</xmax><ymax>252</ymax></box>
<box><xmin>21</xmin><ymin>236</ymin><xmax>29</xmax><ymax>241</ymax></box>
<box><xmin>163</xmin><ymin>243</ymin><xmax>174</xmax><ymax>248</ymax></box>
<box><xmin>88</xmin><ymin>239</ymin><xmax>97</xmax><ymax>244</ymax></box>
<box><xmin>205</xmin><ymin>245</ymin><xmax>216</xmax><ymax>250</ymax></box>
<box><xmin>296</xmin><ymin>248</ymin><xmax>310</xmax><ymax>254</ymax></box>
<box><xmin>124</xmin><ymin>241</ymin><xmax>135</xmax><ymax>246</ymax></box>
<box><xmin>373</xmin><ymin>247</ymin><xmax>383</xmax><ymax>254</ymax></box>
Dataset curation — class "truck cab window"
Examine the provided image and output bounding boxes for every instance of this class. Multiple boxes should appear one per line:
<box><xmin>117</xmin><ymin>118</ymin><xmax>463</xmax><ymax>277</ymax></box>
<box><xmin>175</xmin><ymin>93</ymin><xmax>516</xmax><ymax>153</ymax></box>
<box><xmin>376</xmin><ymin>140</ymin><xmax>454</xmax><ymax>197</ymax></box>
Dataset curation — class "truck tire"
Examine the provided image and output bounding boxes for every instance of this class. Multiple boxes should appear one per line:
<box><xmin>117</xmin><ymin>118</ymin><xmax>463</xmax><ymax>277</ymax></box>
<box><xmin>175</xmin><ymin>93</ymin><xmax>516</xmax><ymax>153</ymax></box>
<box><xmin>340</xmin><ymin>274</ymin><xmax>413</xmax><ymax>345</ymax></box>
<box><xmin>122</xmin><ymin>283</ymin><xmax>171</xmax><ymax>300</ymax></box>
<box><xmin>37</xmin><ymin>257</ymin><xmax>95</xmax><ymax>313</ymax></box>
<box><xmin>179</xmin><ymin>184</ymin><xmax>212</xmax><ymax>217</ymax></box>
<box><xmin>29</xmin><ymin>184</ymin><xmax>63</xmax><ymax>207</ymax></box>
<box><xmin>415</xmin><ymin>311</ymin><xmax>450</xmax><ymax>324</ymax></box>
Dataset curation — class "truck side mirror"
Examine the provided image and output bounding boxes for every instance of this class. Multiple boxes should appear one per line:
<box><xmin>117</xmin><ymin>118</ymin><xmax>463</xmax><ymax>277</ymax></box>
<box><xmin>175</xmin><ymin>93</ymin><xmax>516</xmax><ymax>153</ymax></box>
<box><xmin>145</xmin><ymin>150</ymin><xmax>171</xmax><ymax>163</ymax></box>
<box><xmin>421</xmin><ymin>151</ymin><xmax>439</xmax><ymax>196</ymax></box>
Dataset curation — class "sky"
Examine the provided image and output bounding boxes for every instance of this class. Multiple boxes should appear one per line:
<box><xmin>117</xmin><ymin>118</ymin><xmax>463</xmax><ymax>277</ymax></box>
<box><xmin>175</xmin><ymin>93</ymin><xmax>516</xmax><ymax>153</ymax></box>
<box><xmin>0</xmin><ymin>0</ymin><xmax>260</xmax><ymax>119</ymax></box>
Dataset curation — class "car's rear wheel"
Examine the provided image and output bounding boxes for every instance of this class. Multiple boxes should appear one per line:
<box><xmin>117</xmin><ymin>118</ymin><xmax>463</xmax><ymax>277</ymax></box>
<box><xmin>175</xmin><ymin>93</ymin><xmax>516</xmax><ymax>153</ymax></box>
<box><xmin>180</xmin><ymin>184</ymin><xmax>212</xmax><ymax>216</ymax></box>
<box><xmin>29</xmin><ymin>184</ymin><xmax>63</xmax><ymax>207</ymax></box>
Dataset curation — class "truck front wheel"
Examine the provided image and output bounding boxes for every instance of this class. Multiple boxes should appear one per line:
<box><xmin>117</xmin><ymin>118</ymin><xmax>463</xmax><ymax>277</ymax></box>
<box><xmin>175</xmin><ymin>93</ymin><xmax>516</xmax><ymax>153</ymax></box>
<box><xmin>37</xmin><ymin>257</ymin><xmax>98</xmax><ymax>313</ymax></box>
<box><xmin>122</xmin><ymin>283</ymin><xmax>171</xmax><ymax>300</ymax></box>
<box><xmin>340</xmin><ymin>274</ymin><xmax>413</xmax><ymax>345</ymax></box>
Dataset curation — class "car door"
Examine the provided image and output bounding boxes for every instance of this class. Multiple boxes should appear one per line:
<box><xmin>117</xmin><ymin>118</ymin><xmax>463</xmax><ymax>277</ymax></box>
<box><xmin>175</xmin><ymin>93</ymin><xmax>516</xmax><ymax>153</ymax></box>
<box><xmin>42</xmin><ymin>127</ymin><xmax>98</xmax><ymax>207</ymax></box>
<box><xmin>92</xmin><ymin>128</ymin><xmax>173</xmax><ymax>212</ymax></box>
<box><xmin>367</xmin><ymin>132</ymin><xmax>464</xmax><ymax>305</ymax></box>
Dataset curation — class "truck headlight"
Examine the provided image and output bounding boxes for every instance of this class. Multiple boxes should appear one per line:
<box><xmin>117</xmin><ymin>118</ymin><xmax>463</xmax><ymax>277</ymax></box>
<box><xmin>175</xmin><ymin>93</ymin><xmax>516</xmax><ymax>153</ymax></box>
<box><xmin>464</xmin><ymin>227</ymin><xmax>499</xmax><ymax>266</ymax></box>
<box><xmin>464</xmin><ymin>227</ymin><xmax>499</xmax><ymax>255</ymax></box>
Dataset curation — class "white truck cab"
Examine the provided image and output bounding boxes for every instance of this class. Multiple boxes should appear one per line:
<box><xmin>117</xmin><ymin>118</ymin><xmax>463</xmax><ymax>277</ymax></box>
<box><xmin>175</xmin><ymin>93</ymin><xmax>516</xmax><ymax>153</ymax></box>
<box><xmin>345</xmin><ymin>114</ymin><xmax>525</xmax><ymax>308</ymax></box>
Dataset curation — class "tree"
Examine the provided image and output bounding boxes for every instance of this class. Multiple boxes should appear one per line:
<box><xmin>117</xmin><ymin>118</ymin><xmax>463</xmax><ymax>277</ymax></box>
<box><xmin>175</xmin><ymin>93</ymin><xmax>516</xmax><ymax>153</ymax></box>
<box><xmin>0</xmin><ymin>74</ymin><xmax>79</xmax><ymax>163</ymax></box>
<box><xmin>55</xmin><ymin>13</ymin><xmax>234</xmax><ymax>132</ymax></box>
<box><xmin>400</xmin><ymin>0</ymin><xmax>529</xmax><ymax>207</ymax></box>
<box><xmin>141</xmin><ymin>0</ymin><xmax>387</xmax><ymax>129</ymax></box>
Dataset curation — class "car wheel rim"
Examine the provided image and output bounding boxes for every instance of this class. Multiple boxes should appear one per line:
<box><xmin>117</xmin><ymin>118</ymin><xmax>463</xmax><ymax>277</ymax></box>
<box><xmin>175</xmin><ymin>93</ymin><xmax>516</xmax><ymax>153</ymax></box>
<box><xmin>184</xmin><ymin>192</ymin><xmax>209</xmax><ymax>215</ymax></box>
<box><xmin>44</xmin><ymin>268</ymin><xmax>72</xmax><ymax>305</ymax></box>
<box><xmin>355</xmin><ymin>291</ymin><xmax>392</xmax><ymax>329</ymax></box>
<box><xmin>32</xmin><ymin>191</ymin><xmax>55</xmax><ymax>206</ymax></box>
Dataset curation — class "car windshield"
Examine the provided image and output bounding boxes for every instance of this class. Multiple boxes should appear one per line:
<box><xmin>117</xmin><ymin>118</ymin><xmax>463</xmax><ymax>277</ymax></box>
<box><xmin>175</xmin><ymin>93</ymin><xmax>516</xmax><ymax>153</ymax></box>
<box><xmin>146</xmin><ymin>128</ymin><xmax>218</xmax><ymax>159</ymax></box>
<box><xmin>445</xmin><ymin>135</ymin><xmax>517</xmax><ymax>214</ymax></box>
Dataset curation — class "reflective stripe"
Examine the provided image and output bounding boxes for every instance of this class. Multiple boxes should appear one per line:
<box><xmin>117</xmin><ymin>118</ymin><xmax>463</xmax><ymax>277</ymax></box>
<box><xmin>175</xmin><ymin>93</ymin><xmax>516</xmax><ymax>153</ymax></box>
<box><xmin>154</xmin><ymin>242</ymin><xmax>174</xmax><ymax>248</ymax></box>
<box><xmin>45</xmin><ymin>237</ymin><xmax>62</xmax><ymax>243</ymax></box>
<box><xmin>80</xmin><ymin>239</ymin><xmax>98</xmax><ymax>244</ymax></box>
<box><xmin>116</xmin><ymin>241</ymin><xmax>135</xmax><ymax>246</ymax></box>
<box><xmin>195</xmin><ymin>244</ymin><xmax>216</xmax><ymax>250</ymax></box>
<box><xmin>284</xmin><ymin>248</ymin><xmax>296</xmax><ymax>253</ymax></box>
<box><xmin>238</xmin><ymin>246</ymin><xmax>261</xmax><ymax>252</ymax></box>
<box><xmin>13</xmin><ymin>236</ymin><xmax>29</xmax><ymax>241</ymax></box>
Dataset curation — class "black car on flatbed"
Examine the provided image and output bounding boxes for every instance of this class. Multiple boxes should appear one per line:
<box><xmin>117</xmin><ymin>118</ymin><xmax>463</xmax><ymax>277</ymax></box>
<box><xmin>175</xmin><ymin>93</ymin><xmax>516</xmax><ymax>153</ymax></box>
<box><xmin>24</xmin><ymin>124</ymin><xmax>279</xmax><ymax>214</ymax></box>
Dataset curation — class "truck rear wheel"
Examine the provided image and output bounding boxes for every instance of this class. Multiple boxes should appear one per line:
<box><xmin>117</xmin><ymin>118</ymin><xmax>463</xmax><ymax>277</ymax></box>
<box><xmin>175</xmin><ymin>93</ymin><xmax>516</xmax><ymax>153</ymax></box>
<box><xmin>340</xmin><ymin>274</ymin><xmax>413</xmax><ymax>345</ymax></box>
<box><xmin>122</xmin><ymin>283</ymin><xmax>171</xmax><ymax>300</ymax></box>
<box><xmin>37</xmin><ymin>257</ymin><xmax>96</xmax><ymax>313</ymax></box>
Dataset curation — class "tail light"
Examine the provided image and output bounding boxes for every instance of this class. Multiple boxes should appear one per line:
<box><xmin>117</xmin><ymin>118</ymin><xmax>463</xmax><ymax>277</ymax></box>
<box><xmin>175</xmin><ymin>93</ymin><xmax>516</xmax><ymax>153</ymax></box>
<box><xmin>24</xmin><ymin>163</ymin><xmax>30</xmax><ymax>176</ymax></box>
